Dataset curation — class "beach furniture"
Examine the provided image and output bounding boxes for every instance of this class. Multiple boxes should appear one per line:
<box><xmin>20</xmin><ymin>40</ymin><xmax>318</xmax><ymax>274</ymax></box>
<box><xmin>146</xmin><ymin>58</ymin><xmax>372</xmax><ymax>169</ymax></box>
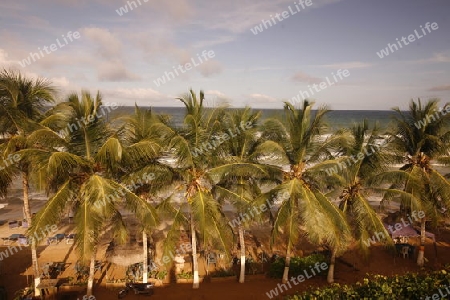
<box><xmin>51</xmin><ymin>262</ymin><xmax>65</xmax><ymax>276</ymax></box>
<box><xmin>41</xmin><ymin>263</ymin><xmax>51</xmax><ymax>278</ymax></box>
<box><xmin>18</xmin><ymin>236</ymin><xmax>29</xmax><ymax>246</ymax></box>
<box><xmin>8</xmin><ymin>221</ymin><xmax>19</xmax><ymax>229</ymax></box>
<box><xmin>21</xmin><ymin>220</ymin><xmax>28</xmax><ymax>228</ymax></box>
<box><xmin>47</xmin><ymin>234</ymin><xmax>66</xmax><ymax>245</ymax></box>
<box><xmin>65</xmin><ymin>233</ymin><xmax>76</xmax><ymax>244</ymax></box>
<box><xmin>2</xmin><ymin>234</ymin><xmax>26</xmax><ymax>245</ymax></box>
<box><xmin>36</xmin><ymin>279</ymin><xmax>59</xmax><ymax>299</ymax></box>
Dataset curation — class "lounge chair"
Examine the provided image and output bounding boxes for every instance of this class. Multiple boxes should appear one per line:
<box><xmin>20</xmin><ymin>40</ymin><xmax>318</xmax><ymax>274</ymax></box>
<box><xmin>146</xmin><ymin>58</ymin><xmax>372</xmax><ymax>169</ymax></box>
<box><xmin>47</xmin><ymin>234</ymin><xmax>66</xmax><ymax>245</ymax></box>
<box><xmin>65</xmin><ymin>234</ymin><xmax>76</xmax><ymax>244</ymax></box>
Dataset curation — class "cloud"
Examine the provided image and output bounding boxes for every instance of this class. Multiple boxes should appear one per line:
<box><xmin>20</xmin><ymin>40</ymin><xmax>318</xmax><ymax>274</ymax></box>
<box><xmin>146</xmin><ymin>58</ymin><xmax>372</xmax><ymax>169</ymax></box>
<box><xmin>247</xmin><ymin>93</ymin><xmax>276</xmax><ymax>102</ymax></box>
<box><xmin>82</xmin><ymin>27</ymin><xmax>122</xmax><ymax>59</ymax></box>
<box><xmin>410</xmin><ymin>52</ymin><xmax>450</xmax><ymax>64</ymax></box>
<box><xmin>0</xmin><ymin>49</ymin><xmax>16</xmax><ymax>67</ymax></box>
<box><xmin>111</xmin><ymin>88</ymin><xmax>165</xmax><ymax>99</ymax></box>
<box><xmin>50</xmin><ymin>76</ymin><xmax>70</xmax><ymax>87</ymax></box>
<box><xmin>205</xmin><ymin>90</ymin><xmax>227</xmax><ymax>98</ymax></box>
<box><xmin>291</xmin><ymin>71</ymin><xmax>322</xmax><ymax>84</ymax></box>
<box><xmin>197</xmin><ymin>60</ymin><xmax>223</xmax><ymax>77</ymax></box>
<box><xmin>98</xmin><ymin>63</ymin><xmax>141</xmax><ymax>82</ymax></box>
<box><xmin>428</xmin><ymin>85</ymin><xmax>450</xmax><ymax>92</ymax></box>
<box><xmin>191</xmin><ymin>36</ymin><xmax>236</xmax><ymax>49</ymax></box>
<box><xmin>195</xmin><ymin>0</ymin><xmax>342</xmax><ymax>34</ymax></box>
<box><xmin>319</xmin><ymin>61</ymin><xmax>373</xmax><ymax>69</ymax></box>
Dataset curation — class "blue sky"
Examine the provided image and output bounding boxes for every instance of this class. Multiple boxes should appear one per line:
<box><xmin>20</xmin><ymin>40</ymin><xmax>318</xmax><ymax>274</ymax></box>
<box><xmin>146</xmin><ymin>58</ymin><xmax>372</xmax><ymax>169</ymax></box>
<box><xmin>0</xmin><ymin>0</ymin><xmax>449</xmax><ymax>109</ymax></box>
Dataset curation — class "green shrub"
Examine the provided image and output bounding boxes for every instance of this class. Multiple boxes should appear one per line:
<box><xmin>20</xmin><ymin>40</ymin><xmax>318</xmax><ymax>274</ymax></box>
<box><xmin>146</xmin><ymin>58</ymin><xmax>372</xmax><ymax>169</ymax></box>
<box><xmin>269</xmin><ymin>254</ymin><xmax>328</xmax><ymax>279</ymax></box>
<box><xmin>211</xmin><ymin>268</ymin><xmax>236</xmax><ymax>277</ymax></box>
<box><xmin>176</xmin><ymin>270</ymin><xmax>194</xmax><ymax>279</ymax></box>
<box><xmin>285</xmin><ymin>268</ymin><xmax>450</xmax><ymax>300</ymax></box>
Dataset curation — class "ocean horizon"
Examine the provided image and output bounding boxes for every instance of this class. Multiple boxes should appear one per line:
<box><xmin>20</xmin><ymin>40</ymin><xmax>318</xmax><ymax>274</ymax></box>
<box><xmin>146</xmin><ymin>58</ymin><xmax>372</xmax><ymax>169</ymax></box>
<box><xmin>109</xmin><ymin>106</ymin><xmax>397</xmax><ymax>132</ymax></box>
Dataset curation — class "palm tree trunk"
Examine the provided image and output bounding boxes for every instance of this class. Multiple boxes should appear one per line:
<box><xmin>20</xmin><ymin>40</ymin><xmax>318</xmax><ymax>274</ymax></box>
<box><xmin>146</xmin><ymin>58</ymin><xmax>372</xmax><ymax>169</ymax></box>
<box><xmin>238</xmin><ymin>225</ymin><xmax>245</xmax><ymax>283</ymax></box>
<box><xmin>22</xmin><ymin>171</ymin><xmax>41</xmax><ymax>296</ymax></box>
<box><xmin>417</xmin><ymin>218</ymin><xmax>426</xmax><ymax>266</ymax></box>
<box><xmin>143</xmin><ymin>231</ymin><xmax>148</xmax><ymax>283</ymax></box>
<box><xmin>87</xmin><ymin>247</ymin><xmax>97</xmax><ymax>296</ymax></box>
<box><xmin>327</xmin><ymin>249</ymin><xmax>336</xmax><ymax>283</ymax></box>
<box><xmin>190</xmin><ymin>214</ymin><xmax>199</xmax><ymax>289</ymax></box>
<box><xmin>282</xmin><ymin>244</ymin><xmax>291</xmax><ymax>283</ymax></box>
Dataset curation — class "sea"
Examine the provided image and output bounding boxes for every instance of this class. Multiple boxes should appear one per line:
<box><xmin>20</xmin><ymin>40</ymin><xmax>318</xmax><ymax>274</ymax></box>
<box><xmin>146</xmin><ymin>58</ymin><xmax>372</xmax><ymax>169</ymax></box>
<box><xmin>109</xmin><ymin>107</ymin><xmax>396</xmax><ymax>132</ymax></box>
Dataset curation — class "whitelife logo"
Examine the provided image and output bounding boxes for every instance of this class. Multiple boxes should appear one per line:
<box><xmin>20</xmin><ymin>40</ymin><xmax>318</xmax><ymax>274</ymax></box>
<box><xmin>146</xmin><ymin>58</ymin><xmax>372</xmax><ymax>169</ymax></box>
<box><xmin>18</xmin><ymin>31</ymin><xmax>81</xmax><ymax>67</ymax></box>
<box><xmin>290</xmin><ymin>69</ymin><xmax>350</xmax><ymax>104</ymax></box>
<box><xmin>250</xmin><ymin>0</ymin><xmax>313</xmax><ymax>35</ymax></box>
<box><xmin>153</xmin><ymin>50</ymin><xmax>216</xmax><ymax>87</ymax></box>
<box><xmin>115</xmin><ymin>0</ymin><xmax>149</xmax><ymax>16</ymax></box>
<box><xmin>376</xmin><ymin>22</ymin><xmax>439</xmax><ymax>59</ymax></box>
<box><xmin>266</xmin><ymin>262</ymin><xmax>328</xmax><ymax>298</ymax></box>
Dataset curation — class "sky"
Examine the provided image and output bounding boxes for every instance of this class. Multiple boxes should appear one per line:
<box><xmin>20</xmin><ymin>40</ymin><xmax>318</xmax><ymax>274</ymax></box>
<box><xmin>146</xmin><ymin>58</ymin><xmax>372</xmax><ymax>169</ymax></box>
<box><xmin>0</xmin><ymin>0</ymin><xmax>449</xmax><ymax>110</ymax></box>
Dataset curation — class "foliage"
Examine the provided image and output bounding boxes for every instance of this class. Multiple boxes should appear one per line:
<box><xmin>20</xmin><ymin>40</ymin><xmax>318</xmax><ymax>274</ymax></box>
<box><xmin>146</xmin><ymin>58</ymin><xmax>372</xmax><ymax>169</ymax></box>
<box><xmin>285</xmin><ymin>268</ymin><xmax>450</xmax><ymax>300</ymax></box>
<box><xmin>176</xmin><ymin>270</ymin><xmax>194</xmax><ymax>279</ymax></box>
<box><xmin>211</xmin><ymin>268</ymin><xmax>236</xmax><ymax>278</ymax></box>
<box><xmin>269</xmin><ymin>254</ymin><xmax>327</xmax><ymax>279</ymax></box>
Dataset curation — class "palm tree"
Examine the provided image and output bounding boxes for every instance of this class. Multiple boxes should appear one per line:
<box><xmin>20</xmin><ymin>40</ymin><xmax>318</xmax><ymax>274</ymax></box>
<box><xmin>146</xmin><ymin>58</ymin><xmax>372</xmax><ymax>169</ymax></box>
<box><xmin>0</xmin><ymin>69</ymin><xmax>56</xmax><ymax>295</ymax></box>
<box><xmin>322</xmin><ymin>121</ymin><xmax>393</xmax><ymax>266</ymax></box>
<box><xmin>26</xmin><ymin>91</ymin><xmax>158</xmax><ymax>296</ymax></box>
<box><xmin>155</xmin><ymin>89</ymin><xmax>233</xmax><ymax>288</ymax></box>
<box><xmin>118</xmin><ymin>105</ymin><xmax>174</xmax><ymax>283</ymax></box>
<box><xmin>375</xmin><ymin>99</ymin><xmax>450</xmax><ymax>266</ymax></box>
<box><xmin>256</xmin><ymin>100</ymin><xmax>351</xmax><ymax>283</ymax></box>
<box><xmin>212</xmin><ymin>107</ymin><xmax>281</xmax><ymax>283</ymax></box>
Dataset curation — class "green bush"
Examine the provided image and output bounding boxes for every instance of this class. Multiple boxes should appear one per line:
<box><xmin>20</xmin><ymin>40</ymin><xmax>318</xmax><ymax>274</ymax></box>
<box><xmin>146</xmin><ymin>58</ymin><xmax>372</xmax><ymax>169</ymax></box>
<box><xmin>176</xmin><ymin>270</ymin><xmax>194</xmax><ymax>279</ymax></box>
<box><xmin>269</xmin><ymin>254</ymin><xmax>328</xmax><ymax>279</ymax></box>
<box><xmin>211</xmin><ymin>268</ymin><xmax>236</xmax><ymax>277</ymax></box>
<box><xmin>285</xmin><ymin>268</ymin><xmax>450</xmax><ymax>300</ymax></box>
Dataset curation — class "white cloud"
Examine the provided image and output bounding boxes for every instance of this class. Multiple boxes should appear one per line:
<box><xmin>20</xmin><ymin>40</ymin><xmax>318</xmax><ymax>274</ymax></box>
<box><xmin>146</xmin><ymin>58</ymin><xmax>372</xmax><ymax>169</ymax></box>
<box><xmin>50</xmin><ymin>76</ymin><xmax>70</xmax><ymax>87</ymax></box>
<box><xmin>291</xmin><ymin>71</ymin><xmax>322</xmax><ymax>84</ymax></box>
<box><xmin>98</xmin><ymin>62</ymin><xmax>140</xmax><ymax>82</ymax></box>
<box><xmin>428</xmin><ymin>84</ymin><xmax>450</xmax><ymax>92</ymax></box>
<box><xmin>111</xmin><ymin>88</ymin><xmax>165</xmax><ymax>99</ymax></box>
<box><xmin>319</xmin><ymin>61</ymin><xmax>373</xmax><ymax>69</ymax></box>
<box><xmin>197</xmin><ymin>60</ymin><xmax>223</xmax><ymax>77</ymax></box>
<box><xmin>247</xmin><ymin>93</ymin><xmax>276</xmax><ymax>102</ymax></box>
<box><xmin>410</xmin><ymin>52</ymin><xmax>450</xmax><ymax>64</ymax></box>
<box><xmin>191</xmin><ymin>36</ymin><xmax>236</xmax><ymax>49</ymax></box>
<box><xmin>205</xmin><ymin>90</ymin><xmax>226</xmax><ymax>98</ymax></box>
<box><xmin>82</xmin><ymin>27</ymin><xmax>122</xmax><ymax>59</ymax></box>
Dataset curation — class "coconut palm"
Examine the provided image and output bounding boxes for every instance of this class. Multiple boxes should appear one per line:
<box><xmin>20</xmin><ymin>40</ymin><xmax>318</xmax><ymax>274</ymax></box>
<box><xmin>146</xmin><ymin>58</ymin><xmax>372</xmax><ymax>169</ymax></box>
<box><xmin>323</xmin><ymin>120</ymin><xmax>393</xmax><ymax>262</ymax></box>
<box><xmin>117</xmin><ymin>105</ymin><xmax>174</xmax><ymax>283</ymax></box>
<box><xmin>0</xmin><ymin>69</ymin><xmax>56</xmax><ymax>295</ymax></box>
<box><xmin>375</xmin><ymin>99</ymin><xmax>450</xmax><ymax>266</ymax></box>
<box><xmin>211</xmin><ymin>107</ymin><xmax>281</xmax><ymax>283</ymax></box>
<box><xmin>26</xmin><ymin>91</ymin><xmax>158</xmax><ymax>296</ymax></box>
<box><xmin>256</xmin><ymin>100</ymin><xmax>352</xmax><ymax>283</ymax></box>
<box><xmin>154</xmin><ymin>89</ymin><xmax>233</xmax><ymax>288</ymax></box>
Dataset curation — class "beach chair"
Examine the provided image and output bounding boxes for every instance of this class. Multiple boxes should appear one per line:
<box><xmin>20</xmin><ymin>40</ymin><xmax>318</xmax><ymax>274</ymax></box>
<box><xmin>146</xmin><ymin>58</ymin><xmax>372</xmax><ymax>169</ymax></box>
<box><xmin>94</xmin><ymin>260</ymin><xmax>102</xmax><ymax>273</ymax></box>
<box><xmin>47</xmin><ymin>234</ymin><xmax>66</xmax><ymax>245</ymax></box>
<box><xmin>65</xmin><ymin>234</ymin><xmax>76</xmax><ymax>244</ymax></box>
<box><xmin>206</xmin><ymin>252</ymin><xmax>217</xmax><ymax>266</ymax></box>
<box><xmin>8</xmin><ymin>221</ymin><xmax>19</xmax><ymax>229</ymax></box>
<box><xmin>41</xmin><ymin>263</ymin><xmax>51</xmax><ymax>279</ymax></box>
<box><xmin>1</xmin><ymin>237</ymin><xmax>12</xmax><ymax>245</ymax></box>
<box><xmin>52</xmin><ymin>262</ymin><xmax>65</xmax><ymax>276</ymax></box>
<box><xmin>18</xmin><ymin>237</ymin><xmax>29</xmax><ymax>246</ymax></box>
<box><xmin>401</xmin><ymin>246</ymin><xmax>409</xmax><ymax>259</ymax></box>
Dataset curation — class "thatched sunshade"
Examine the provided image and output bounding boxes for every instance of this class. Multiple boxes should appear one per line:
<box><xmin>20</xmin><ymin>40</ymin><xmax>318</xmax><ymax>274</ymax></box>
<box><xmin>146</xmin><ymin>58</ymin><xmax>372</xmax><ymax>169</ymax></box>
<box><xmin>105</xmin><ymin>247</ymin><xmax>144</xmax><ymax>266</ymax></box>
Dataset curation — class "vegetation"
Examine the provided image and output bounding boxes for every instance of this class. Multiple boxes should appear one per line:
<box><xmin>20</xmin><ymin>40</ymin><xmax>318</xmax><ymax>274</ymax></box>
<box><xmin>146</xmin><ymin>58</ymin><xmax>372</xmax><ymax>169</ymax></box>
<box><xmin>285</xmin><ymin>267</ymin><xmax>450</xmax><ymax>300</ymax></box>
<box><xmin>0</xmin><ymin>70</ymin><xmax>449</xmax><ymax>297</ymax></box>
<box><xmin>269</xmin><ymin>254</ymin><xmax>328</xmax><ymax>279</ymax></box>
